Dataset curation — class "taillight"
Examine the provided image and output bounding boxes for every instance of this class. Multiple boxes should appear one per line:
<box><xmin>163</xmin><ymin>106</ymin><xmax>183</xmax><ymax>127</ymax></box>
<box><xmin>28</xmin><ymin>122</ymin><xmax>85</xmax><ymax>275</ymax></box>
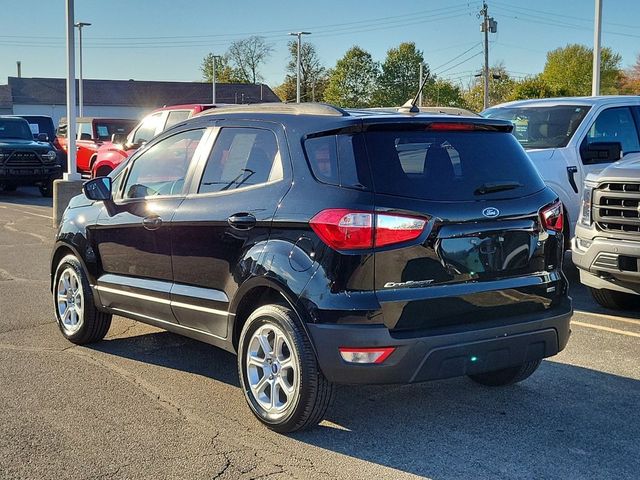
<box><xmin>540</xmin><ymin>201</ymin><xmax>564</xmax><ymax>232</ymax></box>
<box><xmin>426</xmin><ymin>122</ymin><xmax>476</xmax><ymax>131</ymax></box>
<box><xmin>310</xmin><ymin>209</ymin><xmax>426</xmax><ymax>250</ymax></box>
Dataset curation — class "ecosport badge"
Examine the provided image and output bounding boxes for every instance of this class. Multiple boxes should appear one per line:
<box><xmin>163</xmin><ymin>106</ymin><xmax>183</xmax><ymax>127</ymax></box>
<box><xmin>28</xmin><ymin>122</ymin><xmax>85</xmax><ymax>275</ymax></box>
<box><xmin>482</xmin><ymin>207</ymin><xmax>500</xmax><ymax>218</ymax></box>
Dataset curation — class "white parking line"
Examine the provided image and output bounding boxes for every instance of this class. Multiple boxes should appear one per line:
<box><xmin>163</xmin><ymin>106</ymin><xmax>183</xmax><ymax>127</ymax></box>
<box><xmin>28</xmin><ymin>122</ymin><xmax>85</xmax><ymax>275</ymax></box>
<box><xmin>0</xmin><ymin>206</ymin><xmax>53</xmax><ymax>220</ymax></box>
<box><xmin>574</xmin><ymin>310</ymin><xmax>640</xmax><ymax>327</ymax></box>
<box><xmin>572</xmin><ymin>320</ymin><xmax>640</xmax><ymax>338</ymax></box>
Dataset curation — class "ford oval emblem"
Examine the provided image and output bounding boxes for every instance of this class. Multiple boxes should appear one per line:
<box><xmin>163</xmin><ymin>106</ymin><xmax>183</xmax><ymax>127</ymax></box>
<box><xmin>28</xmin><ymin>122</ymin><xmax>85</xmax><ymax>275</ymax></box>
<box><xmin>482</xmin><ymin>207</ymin><xmax>500</xmax><ymax>218</ymax></box>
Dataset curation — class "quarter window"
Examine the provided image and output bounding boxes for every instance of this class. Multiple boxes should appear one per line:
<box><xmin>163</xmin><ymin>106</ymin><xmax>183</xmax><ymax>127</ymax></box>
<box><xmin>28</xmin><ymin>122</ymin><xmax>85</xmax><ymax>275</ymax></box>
<box><xmin>123</xmin><ymin>129</ymin><xmax>205</xmax><ymax>199</ymax></box>
<box><xmin>585</xmin><ymin>107</ymin><xmax>640</xmax><ymax>156</ymax></box>
<box><xmin>165</xmin><ymin>110</ymin><xmax>191</xmax><ymax>129</ymax></box>
<box><xmin>77</xmin><ymin>122</ymin><xmax>92</xmax><ymax>141</ymax></box>
<box><xmin>198</xmin><ymin>128</ymin><xmax>282</xmax><ymax>194</ymax></box>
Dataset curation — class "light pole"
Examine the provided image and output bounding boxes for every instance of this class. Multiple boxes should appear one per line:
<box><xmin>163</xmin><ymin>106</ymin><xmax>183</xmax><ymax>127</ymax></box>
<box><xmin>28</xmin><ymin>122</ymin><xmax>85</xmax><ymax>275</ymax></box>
<box><xmin>289</xmin><ymin>31</ymin><xmax>311</xmax><ymax>103</ymax></box>
<box><xmin>74</xmin><ymin>21</ymin><xmax>91</xmax><ymax>117</ymax></box>
<box><xmin>211</xmin><ymin>54</ymin><xmax>221</xmax><ymax>103</ymax></box>
<box><xmin>592</xmin><ymin>0</ymin><xmax>603</xmax><ymax>96</ymax></box>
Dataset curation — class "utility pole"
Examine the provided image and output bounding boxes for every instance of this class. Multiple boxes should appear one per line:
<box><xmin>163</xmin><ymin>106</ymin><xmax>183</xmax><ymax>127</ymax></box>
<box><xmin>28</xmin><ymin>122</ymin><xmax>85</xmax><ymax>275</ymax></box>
<box><xmin>592</xmin><ymin>0</ymin><xmax>603</xmax><ymax>96</ymax></box>
<box><xmin>65</xmin><ymin>2</ymin><xmax>78</xmax><ymax>180</ymax></box>
<box><xmin>480</xmin><ymin>2</ymin><xmax>497</xmax><ymax>110</ymax></box>
<box><xmin>74</xmin><ymin>22</ymin><xmax>91</xmax><ymax>117</ymax></box>
<box><xmin>16</xmin><ymin>61</ymin><xmax>21</xmax><ymax>78</ymax></box>
<box><xmin>211</xmin><ymin>54</ymin><xmax>221</xmax><ymax>103</ymax></box>
<box><xmin>289</xmin><ymin>31</ymin><xmax>311</xmax><ymax>103</ymax></box>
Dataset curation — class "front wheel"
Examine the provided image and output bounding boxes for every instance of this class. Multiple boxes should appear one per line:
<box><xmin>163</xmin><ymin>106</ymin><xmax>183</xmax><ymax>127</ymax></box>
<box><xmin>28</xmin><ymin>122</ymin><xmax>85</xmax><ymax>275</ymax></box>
<box><xmin>54</xmin><ymin>255</ymin><xmax>112</xmax><ymax>344</ymax></box>
<box><xmin>237</xmin><ymin>304</ymin><xmax>334</xmax><ymax>433</ymax></box>
<box><xmin>590</xmin><ymin>287</ymin><xmax>638</xmax><ymax>311</ymax></box>
<box><xmin>468</xmin><ymin>359</ymin><xmax>542</xmax><ymax>386</ymax></box>
<box><xmin>39</xmin><ymin>181</ymin><xmax>53</xmax><ymax>197</ymax></box>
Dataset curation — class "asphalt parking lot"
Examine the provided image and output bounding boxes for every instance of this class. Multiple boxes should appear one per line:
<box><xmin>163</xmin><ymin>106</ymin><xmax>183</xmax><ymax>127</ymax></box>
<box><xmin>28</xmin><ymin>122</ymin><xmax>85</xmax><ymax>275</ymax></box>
<box><xmin>1</xmin><ymin>187</ymin><xmax>639</xmax><ymax>480</ymax></box>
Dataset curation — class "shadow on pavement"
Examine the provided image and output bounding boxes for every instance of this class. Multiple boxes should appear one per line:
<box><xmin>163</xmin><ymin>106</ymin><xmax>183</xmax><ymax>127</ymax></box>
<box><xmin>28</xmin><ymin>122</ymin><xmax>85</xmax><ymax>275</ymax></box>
<box><xmin>0</xmin><ymin>186</ymin><xmax>53</xmax><ymax>207</ymax></box>
<box><xmin>91</xmin><ymin>331</ymin><xmax>639</xmax><ymax>479</ymax></box>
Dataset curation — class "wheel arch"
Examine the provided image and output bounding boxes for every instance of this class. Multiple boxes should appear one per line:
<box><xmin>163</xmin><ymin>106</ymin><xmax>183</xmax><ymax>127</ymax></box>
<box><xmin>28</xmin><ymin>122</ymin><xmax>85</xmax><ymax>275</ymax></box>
<box><xmin>50</xmin><ymin>241</ymin><xmax>95</xmax><ymax>292</ymax></box>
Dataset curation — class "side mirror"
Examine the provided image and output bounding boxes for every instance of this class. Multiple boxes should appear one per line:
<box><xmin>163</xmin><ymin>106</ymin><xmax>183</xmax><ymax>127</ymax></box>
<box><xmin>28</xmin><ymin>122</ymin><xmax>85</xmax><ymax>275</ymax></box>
<box><xmin>111</xmin><ymin>133</ymin><xmax>128</xmax><ymax>144</ymax></box>
<box><xmin>581</xmin><ymin>141</ymin><xmax>622</xmax><ymax>164</ymax></box>
<box><xmin>37</xmin><ymin>133</ymin><xmax>49</xmax><ymax>142</ymax></box>
<box><xmin>83</xmin><ymin>177</ymin><xmax>112</xmax><ymax>201</ymax></box>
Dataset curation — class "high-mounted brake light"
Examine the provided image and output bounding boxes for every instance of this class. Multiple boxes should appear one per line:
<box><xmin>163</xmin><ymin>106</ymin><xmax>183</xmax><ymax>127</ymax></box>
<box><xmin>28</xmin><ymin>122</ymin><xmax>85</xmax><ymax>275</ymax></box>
<box><xmin>426</xmin><ymin>122</ymin><xmax>476</xmax><ymax>131</ymax></box>
<box><xmin>310</xmin><ymin>209</ymin><xmax>427</xmax><ymax>250</ymax></box>
<box><xmin>540</xmin><ymin>200</ymin><xmax>564</xmax><ymax>233</ymax></box>
<box><xmin>339</xmin><ymin>347</ymin><xmax>396</xmax><ymax>364</ymax></box>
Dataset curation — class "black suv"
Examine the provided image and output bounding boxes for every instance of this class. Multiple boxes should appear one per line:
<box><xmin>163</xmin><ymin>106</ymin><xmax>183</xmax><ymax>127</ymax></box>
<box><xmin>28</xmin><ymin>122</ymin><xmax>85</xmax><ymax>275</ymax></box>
<box><xmin>51</xmin><ymin>103</ymin><xmax>572</xmax><ymax>432</ymax></box>
<box><xmin>0</xmin><ymin>116</ymin><xmax>61</xmax><ymax>196</ymax></box>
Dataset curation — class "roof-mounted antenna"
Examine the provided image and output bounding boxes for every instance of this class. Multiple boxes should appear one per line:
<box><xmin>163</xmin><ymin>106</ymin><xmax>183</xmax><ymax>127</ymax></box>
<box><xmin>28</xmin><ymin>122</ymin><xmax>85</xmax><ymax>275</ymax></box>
<box><xmin>399</xmin><ymin>69</ymin><xmax>431</xmax><ymax>113</ymax></box>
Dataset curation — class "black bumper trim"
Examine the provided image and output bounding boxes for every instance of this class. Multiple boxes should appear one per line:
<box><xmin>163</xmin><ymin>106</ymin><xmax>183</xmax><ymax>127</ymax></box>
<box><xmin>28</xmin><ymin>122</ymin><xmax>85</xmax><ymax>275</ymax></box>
<box><xmin>307</xmin><ymin>303</ymin><xmax>572</xmax><ymax>385</ymax></box>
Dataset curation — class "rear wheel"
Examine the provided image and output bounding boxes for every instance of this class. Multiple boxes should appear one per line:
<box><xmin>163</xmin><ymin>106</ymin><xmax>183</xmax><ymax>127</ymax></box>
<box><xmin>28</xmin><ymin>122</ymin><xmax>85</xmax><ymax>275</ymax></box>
<box><xmin>237</xmin><ymin>304</ymin><xmax>334</xmax><ymax>433</ymax></box>
<box><xmin>54</xmin><ymin>254</ymin><xmax>112</xmax><ymax>344</ymax></box>
<box><xmin>590</xmin><ymin>287</ymin><xmax>638</xmax><ymax>310</ymax></box>
<box><xmin>468</xmin><ymin>359</ymin><xmax>542</xmax><ymax>386</ymax></box>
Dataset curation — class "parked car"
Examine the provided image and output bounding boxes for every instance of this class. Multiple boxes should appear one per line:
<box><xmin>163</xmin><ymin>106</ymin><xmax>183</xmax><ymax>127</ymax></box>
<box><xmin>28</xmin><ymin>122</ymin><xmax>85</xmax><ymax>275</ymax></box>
<box><xmin>18</xmin><ymin>115</ymin><xmax>66</xmax><ymax>172</ymax></box>
<box><xmin>90</xmin><ymin>104</ymin><xmax>219</xmax><ymax>178</ymax></box>
<box><xmin>483</xmin><ymin>96</ymin><xmax>640</xmax><ymax>242</ymax></box>
<box><xmin>57</xmin><ymin>117</ymin><xmax>137</xmax><ymax>176</ymax></box>
<box><xmin>0</xmin><ymin>116</ymin><xmax>61</xmax><ymax>196</ymax></box>
<box><xmin>573</xmin><ymin>153</ymin><xmax>640</xmax><ymax>309</ymax></box>
<box><xmin>51</xmin><ymin>103</ymin><xmax>572</xmax><ymax>432</ymax></box>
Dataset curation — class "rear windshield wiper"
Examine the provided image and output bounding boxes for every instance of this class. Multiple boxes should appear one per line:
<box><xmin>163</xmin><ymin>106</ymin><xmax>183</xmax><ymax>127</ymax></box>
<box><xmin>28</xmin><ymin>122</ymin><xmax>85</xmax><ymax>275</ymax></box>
<box><xmin>474</xmin><ymin>181</ymin><xmax>522</xmax><ymax>195</ymax></box>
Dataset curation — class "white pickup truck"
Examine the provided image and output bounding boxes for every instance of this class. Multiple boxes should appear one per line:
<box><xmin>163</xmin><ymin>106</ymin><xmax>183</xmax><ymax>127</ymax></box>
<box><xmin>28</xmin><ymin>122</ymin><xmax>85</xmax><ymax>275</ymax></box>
<box><xmin>483</xmin><ymin>96</ymin><xmax>640</xmax><ymax>241</ymax></box>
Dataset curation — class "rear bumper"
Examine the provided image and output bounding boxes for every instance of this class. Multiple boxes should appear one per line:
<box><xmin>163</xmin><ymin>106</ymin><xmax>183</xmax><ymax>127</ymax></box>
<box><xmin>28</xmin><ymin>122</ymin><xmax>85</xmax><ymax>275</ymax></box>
<box><xmin>307</xmin><ymin>300</ymin><xmax>572</xmax><ymax>384</ymax></box>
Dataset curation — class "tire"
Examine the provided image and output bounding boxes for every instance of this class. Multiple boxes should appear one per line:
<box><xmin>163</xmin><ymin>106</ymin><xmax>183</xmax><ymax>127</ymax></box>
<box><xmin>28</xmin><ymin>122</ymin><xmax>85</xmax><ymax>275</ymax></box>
<box><xmin>468</xmin><ymin>359</ymin><xmax>542</xmax><ymax>387</ymax></box>
<box><xmin>590</xmin><ymin>287</ymin><xmax>638</xmax><ymax>310</ymax></box>
<box><xmin>2</xmin><ymin>184</ymin><xmax>17</xmax><ymax>192</ymax></box>
<box><xmin>39</xmin><ymin>182</ymin><xmax>53</xmax><ymax>197</ymax></box>
<box><xmin>53</xmin><ymin>254</ymin><xmax>112</xmax><ymax>344</ymax></box>
<box><xmin>237</xmin><ymin>304</ymin><xmax>334</xmax><ymax>433</ymax></box>
<box><xmin>94</xmin><ymin>166</ymin><xmax>112</xmax><ymax>178</ymax></box>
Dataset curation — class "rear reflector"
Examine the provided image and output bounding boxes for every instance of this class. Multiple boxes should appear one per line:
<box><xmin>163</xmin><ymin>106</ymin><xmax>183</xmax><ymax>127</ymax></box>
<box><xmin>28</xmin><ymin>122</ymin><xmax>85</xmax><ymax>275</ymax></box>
<box><xmin>540</xmin><ymin>200</ymin><xmax>564</xmax><ymax>233</ymax></box>
<box><xmin>339</xmin><ymin>347</ymin><xmax>396</xmax><ymax>364</ymax></box>
<box><xmin>310</xmin><ymin>209</ymin><xmax>426</xmax><ymax>251</ymax></box>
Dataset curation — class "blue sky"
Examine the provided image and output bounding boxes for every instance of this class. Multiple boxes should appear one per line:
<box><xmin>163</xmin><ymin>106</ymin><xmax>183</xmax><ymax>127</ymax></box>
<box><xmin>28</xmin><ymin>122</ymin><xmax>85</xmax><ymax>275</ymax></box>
<box><xmin>1</xmin><ymin>0</ymin><xmax>639</xmax><ymax>89</ymax></box>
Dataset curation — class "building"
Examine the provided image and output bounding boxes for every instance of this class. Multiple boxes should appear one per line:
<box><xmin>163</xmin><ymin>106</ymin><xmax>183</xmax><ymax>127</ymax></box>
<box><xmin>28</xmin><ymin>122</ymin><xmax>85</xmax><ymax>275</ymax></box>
<box><xmin>0</xmin><ymin>77</ymin><xmax>280</xmax><ymax>124</ymax></box>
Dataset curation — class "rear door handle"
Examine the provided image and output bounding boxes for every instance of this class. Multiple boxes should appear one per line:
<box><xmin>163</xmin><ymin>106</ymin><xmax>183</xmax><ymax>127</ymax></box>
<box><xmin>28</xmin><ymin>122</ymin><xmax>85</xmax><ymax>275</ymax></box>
<box><xmin>143</xmin><ymin>215</ymin><xmax>163</xmax><ymax>230</ymax></box>
<box><xmin>228</xmin><ymin>213</ymin><xmax>256</xmax><ymax>230</ymax></box>
<box><xmin>567</xmin><ymin>166</ymin><xmax>579</xmax><ymax>193</ymax></box>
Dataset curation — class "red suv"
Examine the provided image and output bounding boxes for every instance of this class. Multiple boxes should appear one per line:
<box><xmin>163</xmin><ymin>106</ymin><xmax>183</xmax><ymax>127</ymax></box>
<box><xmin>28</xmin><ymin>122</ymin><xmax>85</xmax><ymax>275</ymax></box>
<box><xmin>90</xmin><ymin>104</ymin><xmax>218</xmax><ymax>178</ymax></box>
<box><xmin>57</xmin><ymin>117</ymin><xmax>137</xmax><ymax>176</ymax></box>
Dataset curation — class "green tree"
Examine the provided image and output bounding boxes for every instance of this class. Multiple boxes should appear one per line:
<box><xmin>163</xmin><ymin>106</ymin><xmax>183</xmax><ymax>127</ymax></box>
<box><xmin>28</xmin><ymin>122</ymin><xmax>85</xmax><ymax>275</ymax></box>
<box><xmin>423</xmin><ymin>78</ymin><xmax>467</xmax><ymax>108</ymax></box>
<box><xmin>463</xmin><ymin>64</ymin><xmax>515</xmax><ymax>112</ymax></box>
<box><xmin>227</xmin><ymin>36</ymin><xmax>274</xmax><ymax>84</ymax></box>
<box><xmin>508</xmin><ymin>75</ymin><xmax>568</xmax><ymax>101</ymax></box>
<box><xmin>200</xmin><ymin>53</ymin><xmax>243</xmax><ymax>83</ymax></box>
<box><xmin>374</xmin><ymin>42</ymin><xmax>425</xmax><ymax>106</ymax></box>
<box><xmin>324</xmin><ymin>46</ymin><xmax>379</xmax><ymax>108</ymax></box>
<box><xmin>620</xmin><ymin>53</ymin><xmax>640</xmax><ymax>94</ymax></box>
<box><xmin>540</xmin><ymin>43</ymin><xmax>622</xmax><ymax>96</ymax></box>
<box><xmin>274</xmin><ymin>40</ymin><xmax>328</xmax><ymax>102</ymax></box>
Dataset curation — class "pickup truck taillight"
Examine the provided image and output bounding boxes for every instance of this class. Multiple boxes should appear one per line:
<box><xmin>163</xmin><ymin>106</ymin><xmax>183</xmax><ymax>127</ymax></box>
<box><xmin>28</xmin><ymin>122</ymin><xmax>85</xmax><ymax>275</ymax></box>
<box><xmin>310</xmin><ymin>209</ymin><xmax>427</xmax><ymax>250</ymax></box>
<box><xmin>540</xmin><ymin>201</ymin><xmax>564</xmax><ymax>233</ymax></box>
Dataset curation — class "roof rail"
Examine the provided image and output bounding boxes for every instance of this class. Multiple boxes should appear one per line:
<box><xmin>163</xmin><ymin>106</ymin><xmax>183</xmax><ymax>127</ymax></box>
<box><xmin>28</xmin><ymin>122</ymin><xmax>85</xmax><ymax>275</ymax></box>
<box><xmin>200</xmin><ymin>102</ymin><xmax>349</xmax><ymax>117</ymax></box>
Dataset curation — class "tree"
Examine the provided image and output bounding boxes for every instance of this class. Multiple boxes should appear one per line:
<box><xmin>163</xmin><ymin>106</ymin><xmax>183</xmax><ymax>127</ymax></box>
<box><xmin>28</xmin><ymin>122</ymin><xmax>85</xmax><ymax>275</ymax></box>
<box><xmin>274</xmin><ymin>40</ymin><xmax>328</xmax><ymax>102</ymax></box>
<box><xmin>324</xmin><ymin>46</ymin><xmax>379</xmax><ymax>108</ymax></box>
<box><xmin>200</xmin><ymin>53</ymin><xmax>243</xmax><ymax>83</ymax></box>
<box><xmin>463</xmin><ymin>64</ymin><xmax>515</xmax><ymax>112</ymax></box>
<box><xmin>227</xmin><ymin>36</ymin><xmax>274</xmax><ymax>84</ymax></box>
<box><xmin>508</xmin><ymin>75</ymin><xmax>568</xmax><ymax>101</ymax></box>
<box><xmin>540</xmin><ymin>43</ymin><xmax>622</xmax><ymax>96</ymax></box>
<box><xmin>422</xmin><ymin>78</ymin><xmax>467</xmax><ymax>108</ymax></box>
<box><xmin>620</xmin><ymin>53</ymin><xmax>640</xmax><ymax>94</ymax></box>
<box><xmin>374</xmin><ymin>42</ymin><xmax>425</xmax><ymax>106</ymax></box>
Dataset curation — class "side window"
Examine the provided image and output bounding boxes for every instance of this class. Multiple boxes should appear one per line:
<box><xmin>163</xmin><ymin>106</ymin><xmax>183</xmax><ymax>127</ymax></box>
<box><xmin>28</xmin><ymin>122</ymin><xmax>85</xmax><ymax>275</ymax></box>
<box><xmin>305</xmin><ymin>136</ymin><xmax>338</xmax><ymax>184</ymax></box>
<box><xmin>123</xmin><ymin>129</ymin><xmax>205</xmax><ymax>199</ymax></box>
<box><xmin>77</xmin><ymin>122</ymin><xmax>92</xmax><ymax>141</ymax></box>
<box><xmin>585</xmin><ymin>107</ymin><xmax>640</xmax><ymax>156</ymax></box>
<box><xmin>132</xmin><ymin>113</ymin><xmax>162</xmax><ymax>145</ymax></box>
<box><xmin>57</xmin><ymin>124</ymin><xmax>68</xmax><ymax>137</ymax></box>
<box><xmin>164</xmin><ymin>110</ymin><xmax>191</xmax><ymax>130</ymax></box>
<box><xmin>198</xmin><ymin>128</ymin><xmax>282</xmax><ymax>194</ymax></box>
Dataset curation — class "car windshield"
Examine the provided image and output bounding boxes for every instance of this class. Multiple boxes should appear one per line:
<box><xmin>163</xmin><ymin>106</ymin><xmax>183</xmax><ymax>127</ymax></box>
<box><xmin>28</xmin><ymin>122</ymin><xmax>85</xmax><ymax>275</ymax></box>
<box><xmin>482</xmin><ymin>105</ymin><xmax>590</xmax><ymax>149</ymax></box>
<box><xmin>0</xmin><ymin>118</ymin><xmax>33</xmax><ymax>140</ymax></box>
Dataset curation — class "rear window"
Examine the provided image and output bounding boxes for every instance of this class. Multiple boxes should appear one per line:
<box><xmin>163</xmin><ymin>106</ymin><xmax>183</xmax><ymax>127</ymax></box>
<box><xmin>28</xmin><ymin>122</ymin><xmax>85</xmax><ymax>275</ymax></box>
<box><xmin>95</xmin><ymin>121</ymin><xmax>136</xmax><ymax>141</ymax></box>
<box><xmin>364</xmin><ymin>130</ymin><xmax>546</xmax><ymax>201</ymax></box>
